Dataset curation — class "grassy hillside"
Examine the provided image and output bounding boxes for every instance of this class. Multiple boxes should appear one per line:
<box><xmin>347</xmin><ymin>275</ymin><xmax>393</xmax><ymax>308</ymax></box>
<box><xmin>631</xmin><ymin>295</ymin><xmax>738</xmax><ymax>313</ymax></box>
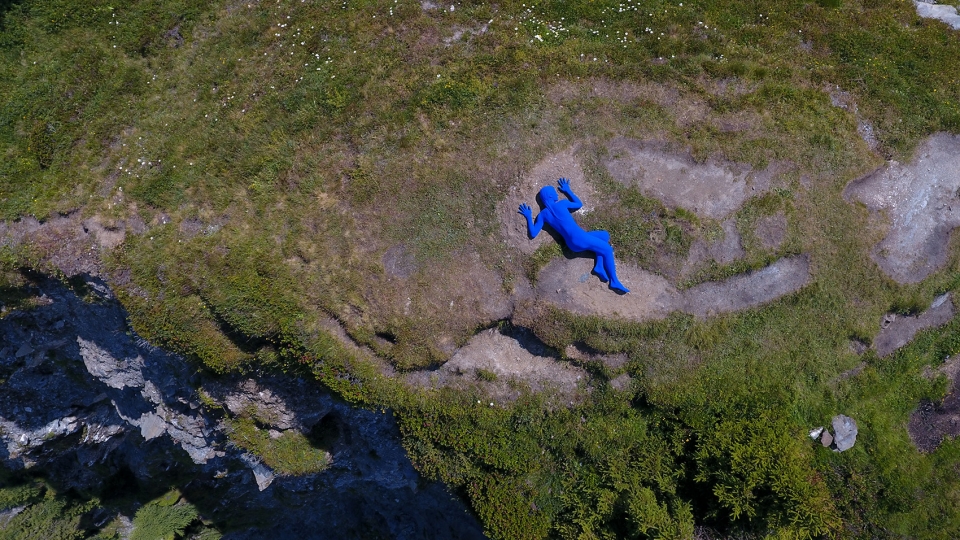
<box><xmin>3</xmin><ymin>0</ymin><xmax>960</xmax><ymax>537</ymax></box>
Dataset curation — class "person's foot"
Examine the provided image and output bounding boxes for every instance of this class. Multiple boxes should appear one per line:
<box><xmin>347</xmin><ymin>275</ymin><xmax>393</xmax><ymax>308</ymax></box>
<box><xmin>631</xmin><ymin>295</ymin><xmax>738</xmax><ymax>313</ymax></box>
<box><xmin>610</xmin><ymin>281</ymin><xmax>629</xmax><ymax>294</ymax></box>
<box><xmin>593</xmin><ymin>261</ymin><xmax>609</xmax><ymax>282</ymax></box>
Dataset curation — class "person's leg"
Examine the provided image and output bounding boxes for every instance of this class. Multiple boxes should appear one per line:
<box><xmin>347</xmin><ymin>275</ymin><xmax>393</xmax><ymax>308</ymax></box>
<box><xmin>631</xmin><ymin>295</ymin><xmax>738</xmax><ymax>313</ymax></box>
<box><xmin>599</xmin><ymin>244</ymin><xmax>629</xmax><ymax>293</ymax></box>
<box><xmin>589</xmin><ymin>230</ymin><xmax>610</xmax><ymax>242</ymax></box>
<box><xmin>570</xmin><ymin>233</ymin><xmax>629</xmax><ymax>293</ymax></box>
<box><xmin>593</xmin><ymin>253</ymin><xmax>609</xmax><ymax>282</ymax></box>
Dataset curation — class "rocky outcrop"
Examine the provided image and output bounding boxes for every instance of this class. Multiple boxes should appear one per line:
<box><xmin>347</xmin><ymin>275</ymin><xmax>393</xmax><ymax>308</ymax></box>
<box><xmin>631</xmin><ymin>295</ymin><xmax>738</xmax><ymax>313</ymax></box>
<box><xmin>0</xmin><ymin>274</ymin><xmax>486</xmax><ymax>539</ymax></box>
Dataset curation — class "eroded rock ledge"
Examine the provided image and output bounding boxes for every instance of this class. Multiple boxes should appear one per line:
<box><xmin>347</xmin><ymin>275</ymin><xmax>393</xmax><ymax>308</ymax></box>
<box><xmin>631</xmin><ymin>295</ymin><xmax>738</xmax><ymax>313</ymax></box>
<box><xmin>0</xmin><ymin>275</ymin><xmax>486</xmax><ymax>539</ymax></box>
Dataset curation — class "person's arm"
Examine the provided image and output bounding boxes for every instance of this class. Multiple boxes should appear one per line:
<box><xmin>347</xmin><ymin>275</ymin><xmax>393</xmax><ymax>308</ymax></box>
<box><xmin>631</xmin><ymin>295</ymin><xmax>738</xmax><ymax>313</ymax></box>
<box><xmin>558</xmin><ymin>178</ymin><xmax>582</xmax><ymax>212</ymax></box>
<box><xmin>518</xmin><ymin>203</ymin><xmax>545</xmax><ymax>238</ymax></box>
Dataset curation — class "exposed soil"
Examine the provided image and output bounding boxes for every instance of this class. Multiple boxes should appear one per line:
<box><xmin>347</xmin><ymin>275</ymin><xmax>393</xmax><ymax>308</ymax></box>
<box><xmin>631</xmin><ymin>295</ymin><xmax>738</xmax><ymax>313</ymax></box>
<box><xmin>0</xmin><ymin>212</ymin><xmax>142</xmax><ymax>277</ymax></box>
<box><xmin>382</xmin><ymin>244</ymin><xmax>417</xmax><ymax>279</ymax></box>
<box><xmin>405</xmin><ymin>327</ymin><xmax>589</xmax><ymax>404</ymax></box>
<box><xmin>498</xmin><ymin>146</ymin><xmax>600</xmax><ymax>255</ymax></box>
<box><xmin>843</xmin><ymin>133</ymin><xmax>960</xmax><ymax>283</ymax></box>
<box><xmin>535</xmin><ymin>254</ymin><xmax>810</xmax><ymax>321</ymax></box>
<box><xmin>603</xmin><ymin>137</ymin><xmax>791</xmax><ymax>220</ymax></box>
<box><xmin>873</xmin><ymin>294</ymin><xmax>955</xmax><ymax>357</ymax></box>
<box><xmin>909</xmin><ymin>355</ymin><xmax>960</xmax><ymax>453</ymax></box>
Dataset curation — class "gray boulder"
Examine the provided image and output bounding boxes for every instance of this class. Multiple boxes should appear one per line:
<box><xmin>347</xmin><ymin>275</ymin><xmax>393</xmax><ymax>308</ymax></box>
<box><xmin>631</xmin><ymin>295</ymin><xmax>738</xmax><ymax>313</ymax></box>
<box><xmin>832</xmin><ymin>414</ymin><xmax>858</xmax><ymax>452</ymax></box>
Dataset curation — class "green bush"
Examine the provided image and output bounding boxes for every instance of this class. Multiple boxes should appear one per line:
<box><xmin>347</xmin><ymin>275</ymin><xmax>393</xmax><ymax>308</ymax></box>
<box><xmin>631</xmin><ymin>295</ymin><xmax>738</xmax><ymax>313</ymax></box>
<box><xmin>130</xmin><ymin>492</ymin><xmax>199</xmax><ymax>540</ymax></box>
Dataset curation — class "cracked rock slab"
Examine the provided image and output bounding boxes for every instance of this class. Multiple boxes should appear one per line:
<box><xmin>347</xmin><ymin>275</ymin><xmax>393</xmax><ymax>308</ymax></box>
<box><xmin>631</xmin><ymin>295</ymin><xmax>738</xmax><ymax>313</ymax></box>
<box><xmin>406</xmin><ymin>328</ymin><xmax>589</xmax><ymax>403</ymax></box>
<box><xmin>844</xmin><ymin>133</ymin><xmax>960</xmax><ymax>283</ymax></box>
<box><xmin>536</xmin><ymin>257</ymin><xmax>680</xmax><ymax>320</ymax></box>
<box><xmin>535</xmin><ymin>254</ymin><xmax>810</xmax><ymax>321</ymax></box>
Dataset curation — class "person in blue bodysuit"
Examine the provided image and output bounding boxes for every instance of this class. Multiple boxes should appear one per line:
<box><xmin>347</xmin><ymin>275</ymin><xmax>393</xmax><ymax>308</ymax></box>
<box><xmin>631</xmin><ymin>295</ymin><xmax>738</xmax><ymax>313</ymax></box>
<box><xmin>519</xmin><ymin>178</ymin><xmax>630</xmax><ymax>293</ymax></box>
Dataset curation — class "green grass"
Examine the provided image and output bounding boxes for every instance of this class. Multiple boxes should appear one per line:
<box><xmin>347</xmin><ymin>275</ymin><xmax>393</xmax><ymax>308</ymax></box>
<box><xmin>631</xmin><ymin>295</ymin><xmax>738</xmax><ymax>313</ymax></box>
<box><xmin>3</xmin><ymin>0</ymin><xmax>960</xmax><ymax>537</ymax></box>
<box><xmin>225</xmin><ymin>415</ymin><xmax>330</xmax><ymax>477</ymax></box>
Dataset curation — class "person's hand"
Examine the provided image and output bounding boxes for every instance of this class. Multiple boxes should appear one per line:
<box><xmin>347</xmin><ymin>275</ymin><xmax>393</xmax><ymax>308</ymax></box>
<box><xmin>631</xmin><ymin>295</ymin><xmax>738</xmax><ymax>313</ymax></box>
<box><xmin>558</xmin><ymin>177</ymin><xmax>571</xmax><ymax>193</ymax></box>
<box><xmin>518</xmin><ymin>203</ymin><xmax>533</xmax><ymax>218</ymax></box>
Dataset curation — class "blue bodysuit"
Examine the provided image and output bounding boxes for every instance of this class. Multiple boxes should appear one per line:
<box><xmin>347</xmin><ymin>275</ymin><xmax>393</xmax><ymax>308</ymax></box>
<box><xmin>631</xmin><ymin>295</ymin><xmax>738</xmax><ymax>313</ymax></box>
<box><xmin>519</xmin><ymin>179</ymin><xmax>629</xmax><ymax>293</ymax></box>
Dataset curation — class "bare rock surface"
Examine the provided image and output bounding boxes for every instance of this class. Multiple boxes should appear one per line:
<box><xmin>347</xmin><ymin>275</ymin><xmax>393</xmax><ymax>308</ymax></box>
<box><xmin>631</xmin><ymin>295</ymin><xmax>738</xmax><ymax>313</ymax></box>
<box><xmin>535</xmin><ymin>254</ymin><xmax>810</xmax><ymax>321</ymax></box>
<box><xmin>681</xmin><ymin>255</ymin><xmax>811</xmax><ymax>318</ymax></box>
<box><xmin>843</xmin><ymin>133</ymin><xmax>960</xmax><ymax>283</ymax></box>
<box><xmin>406</xmin><ymin>327</ymin><xmax>589</xmax><ymax>404</ymax></box>
<box><xmin>603</xmin><ymin>138</ymin><xmax>787</xmax><ymax>220</ymax></box>
<box><xmin>915</xmin><ymin>0</ymin><xmax>960</xmax><ymax>29</ymax></box>
<box><xmin>536</xmin><ymin>256</ymin><xmax>680</xmax><ymax>320</ymax></box>
<box><xmin>874</xmin><ymin>294</ymin><xmax>955</xmax><ymax>357</ymax></box>
<box><xmin>499</xmin><ymin>146</ymin><xmax>599</xmax><ymax>255</ymax></box>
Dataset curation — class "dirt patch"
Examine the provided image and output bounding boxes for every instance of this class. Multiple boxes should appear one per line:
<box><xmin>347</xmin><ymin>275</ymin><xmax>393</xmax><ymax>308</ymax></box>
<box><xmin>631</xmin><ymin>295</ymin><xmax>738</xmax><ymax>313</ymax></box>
<box><xmin>0</xmin><ymin>209</ymin><xmax>147</xmax><ymax>277</ymax></box>
<box><xmin>609</xmin><ymin>373</ymin><xmax>634</xmax><ymax>392</ymax></box>
<box><xmin>681</xmin><ymin>218</ymin><xmax>745</xmax><ymax>279</ymax></box>
<box><xmin>405</xmin><ymin>327</ymin><xmax>589</xmax><ymax>404</ymax></box>
<box><xmin>498</xmin><ymin>146</ymin><xmax>599</xmax><ymax>255</ymax></box>
<box><xmin>82</xmin><ymin>215</ymin><xmax>126</xmax><ymax>249</ymax></box>
<box><xmin>909</xmin><ymin>355</ymin><xmax>960</xmax><ymax>453</ymax></box>
<box><xmin>360</xmin><ymin>247</ymin><xmax>526</xmax><ymax>362</ymax></box>
<box><xmin>1</xmin><ymin>214</ymin><xmax>99</xmax><ymax>276</ymax></box>
<box><xmin>843</xmin><ymin>133</ymin><xmax>960</xmax><ymax>283</ymax></box>
<box><xmin>754</xmin><ymin>213</ymin><xmax>788</xmax><ymax>251</ymax></box>
<box><xmin>382</xmin><ymin>244</ymin><xmax>417</xmax><ymax>279</ymax></box>
<box><xmin>873</xmin><ymin>294</ymin><xmax>954</xmax><ymax>357</ymax></box>
<box><xmin>603</xmin><ymin>137</ymin><xmax>786</xmax><ymax>220</ymax></box>
<box><xmin>680</xmin><ymin>255</ymin><xmax>810</xmax><ymax>318</ymax></box>
<box><xmin>535</xmin><ymin>254</ymin><xmax>810</xmax><ymax>321</ymax></box>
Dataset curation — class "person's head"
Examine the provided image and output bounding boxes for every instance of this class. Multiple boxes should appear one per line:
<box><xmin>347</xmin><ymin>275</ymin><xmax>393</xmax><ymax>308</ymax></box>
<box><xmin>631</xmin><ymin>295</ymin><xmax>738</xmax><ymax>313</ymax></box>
<box><xmin>538</xmin><ymin>185</ymin><xmax>559</xmax><ymax>206</ymax></box>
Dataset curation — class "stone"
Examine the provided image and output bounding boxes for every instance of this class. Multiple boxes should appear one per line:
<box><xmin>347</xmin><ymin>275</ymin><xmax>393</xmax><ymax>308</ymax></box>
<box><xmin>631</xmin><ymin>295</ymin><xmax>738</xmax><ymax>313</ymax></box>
<box><xmin>809</xmin><ymin>427</ymin><xmax>824</xmax><ymax>440</ymax></box>
<box><xmin>241</xmin><ymin>453</ymin><xmax>275</xmax><ymax>491</ymax></box>
<box><xmin>77</xmin><ymin>337</ymin><xmax>145</xmax><ymax>389</ymax></box>
<box><xmin>915</xmin><ymin>1</ymin><xmax>960</xmax><ymax>30</ymax></box>
<box><xmin>15</xmin><ymin>343</ymin><xmax>34</xmax><ymax>358</ymax></box>
<box><xmin>820</xmin><ymin>430</ymin><xmax>834</xmax><ymax>447</ymax></box>
<box><xmin>832</xmin><ymin>414</ymin><xmax>858</xmax><ymax>452</ymax></box>
<box><xmin>138</xmin><ymin>413</ymin><xmax>167</xmax><ymax>440</ymax></box>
